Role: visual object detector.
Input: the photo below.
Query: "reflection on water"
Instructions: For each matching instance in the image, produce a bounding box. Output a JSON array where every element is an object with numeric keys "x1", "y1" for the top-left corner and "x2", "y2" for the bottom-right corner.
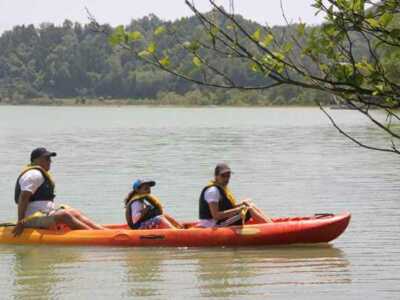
[
  {"x1": 2, "y1": 246, "x2": 82, "y2": 300},
  {"x1": 0, "y1": 245, "x2": 349, "y2": 299},
  {"x1": 124, "y1": 249, "x2": 165, "y2": 297},
  {"x1": 193, "y1": 246, "x2": 350, "y2": 298}
]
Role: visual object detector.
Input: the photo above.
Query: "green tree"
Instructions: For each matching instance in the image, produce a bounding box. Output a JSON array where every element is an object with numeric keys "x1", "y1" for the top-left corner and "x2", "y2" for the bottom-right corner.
[{"x1": 108, "y1": 0, "x2": 400, "y2": 155}]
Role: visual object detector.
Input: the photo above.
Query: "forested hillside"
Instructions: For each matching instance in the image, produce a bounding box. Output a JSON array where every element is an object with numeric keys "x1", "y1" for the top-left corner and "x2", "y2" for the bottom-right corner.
[{"x1": 0, "y1": 14, "x2": 348, "y2": 105}]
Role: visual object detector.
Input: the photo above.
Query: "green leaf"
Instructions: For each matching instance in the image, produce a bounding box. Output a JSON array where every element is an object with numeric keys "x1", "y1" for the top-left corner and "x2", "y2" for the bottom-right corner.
[
  {"x1": 385, "y1": 0, "x2": 398, "y2": 10},
  {"x1": 336, "y1": 0, "x2": 349, "y2": 9},
  {"x1": 384, "y1": 97, "x2": 395, "y2": 106},
  {"x1": 273, "y1": 51, "x2": 285, "y2": 61},
  {"x1": 355, "y1": 61, "x2": 374, "y2": 75},
  {"x1": 226, "y1": 24, "x2": 236, "y2": 30},
  {"x1": 192, "y1": 56, "x2": 202, "y2": 67},
  {"x1": 322, "y1": 24, "x2": 338, "y2": 36},
  {"x1": 183, "y1": 41, "x2": 200, "y2": 52},
  {"x1": 282, "y1": 42, "x2": 293, "y2": 53},
  {"x1": 127, "y1": 31, "x2": 143, "y2": 42},
  {"x1": 352, "y1": 0, "x2": 364, "y2": 13},
  {"x1": 341, "y1": 63, "x2": 353, "y2": 77},
  {"x1": 251, "y1": 28, "x2": 261, "y2": 42},
  {"x1": 210, "y1": 25, "x2": 219, "y2": 36},
  {"x1": 154, "y1": 26, "x2": 166, "y2": 36},
  {"x1": 379, "y1": 13, "x2": 393, "y2": 27},
  {"x1": 261, "y1": 54, "x2": 273, "y2": 65},
  {"x1": 312, "y1": 0, "x2": 322, "y2": 10},
  {"x1": 260, "y1": 34, "x2": 273, "y2": 47},
  {"x1": 366, "y1": 18, "x2": 380, "y2": 28},
  {"x1": 114, "y1": 25, "x2": 125, "y2": 35},
  {"x1": 138, "y1": 50, "x2": 151, "y2": 58},
  {"x1": 159, "y1": 56, "x2": 170, "y2": 67},
  {"x1": 319, "y1": 63, "x2": 329, "y2": 73},
  {"x1": 250, "y1": 63, "x2": 261, "y2": 73},
  {"x1": 375, "y1": 84, "x2": 385, "y2": 92},
  {"x1": 297, "y1": 23, "x2": 305, "y2": 36},
  {"x1": 352, "y1": 74, "x2": 364, "y2": 86},
  {"x1": 275, "y1": 63, "x2": 285, "y2": 74},
  {"x1": 108, "y1": 35, "x2": 121, "y2": 47},
  {"x1": 108, "y1": 25, "x2": 126, "y2": 46},
  {"x1": 147, "y1": 42, "x2": 156, "y2": 54}
]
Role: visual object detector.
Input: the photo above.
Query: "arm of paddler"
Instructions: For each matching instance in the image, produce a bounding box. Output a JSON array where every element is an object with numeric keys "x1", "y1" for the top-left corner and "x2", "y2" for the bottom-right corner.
[
  {"x1": 208, "y1": 202, "x2": 246, "y2": 221},
  {"x1": 12, "y1": 191, "x2": 31, "y2": 236}
]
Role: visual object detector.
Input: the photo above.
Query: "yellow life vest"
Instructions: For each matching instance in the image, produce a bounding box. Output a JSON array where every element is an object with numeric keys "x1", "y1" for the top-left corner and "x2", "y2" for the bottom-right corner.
[
  {"x1": 126, "y1": 193, "x2": 164, "y2": 214},
  {"x1": 19, "y1": 164, "x2": 55, "y2": 187},
  {"x1": 15, "y1": 164, "x2": 56, "y2": 204},
  {"x1": 207, "y1": 180, "x2": 237, "y2": 207}
]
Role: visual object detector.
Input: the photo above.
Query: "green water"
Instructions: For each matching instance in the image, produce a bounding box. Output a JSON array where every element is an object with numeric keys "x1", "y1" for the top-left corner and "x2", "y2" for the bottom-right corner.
[{"x1": 0, "y1": 106, "x2": 399, "y2": 299}]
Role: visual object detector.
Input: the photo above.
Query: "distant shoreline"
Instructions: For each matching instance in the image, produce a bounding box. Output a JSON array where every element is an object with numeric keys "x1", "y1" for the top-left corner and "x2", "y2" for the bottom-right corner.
[{"x1": 0, "y1": 97, "x2": 317, "y2": 107}]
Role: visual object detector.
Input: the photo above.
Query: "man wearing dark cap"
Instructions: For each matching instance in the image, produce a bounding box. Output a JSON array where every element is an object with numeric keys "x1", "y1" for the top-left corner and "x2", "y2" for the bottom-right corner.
[
  {"x1": 198, "y1": 163, "x2": 272, "y2": 227},
  {"x1": 13, "y1": 147, "x2": 104, "y2": 236}
]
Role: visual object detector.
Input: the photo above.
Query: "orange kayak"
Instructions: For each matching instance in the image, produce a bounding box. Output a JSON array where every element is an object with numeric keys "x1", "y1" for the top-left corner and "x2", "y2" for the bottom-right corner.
[{"x1": 0, "y1": 213, "x2": 350, "y2": 247}]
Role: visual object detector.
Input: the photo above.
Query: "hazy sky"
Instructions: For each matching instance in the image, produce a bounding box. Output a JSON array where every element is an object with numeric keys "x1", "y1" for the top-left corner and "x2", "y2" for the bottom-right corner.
[{"x1": 0, "y1": 0, "x2": 324, "y2": 33}]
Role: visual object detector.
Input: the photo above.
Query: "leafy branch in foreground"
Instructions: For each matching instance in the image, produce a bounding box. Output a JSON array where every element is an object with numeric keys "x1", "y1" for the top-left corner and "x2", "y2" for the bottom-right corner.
[{"x1": 104, "y1": 0, "x2": 400, "y2": 155}]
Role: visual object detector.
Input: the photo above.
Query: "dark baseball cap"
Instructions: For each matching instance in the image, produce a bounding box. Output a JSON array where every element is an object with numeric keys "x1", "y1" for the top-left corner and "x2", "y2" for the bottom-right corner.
[
  {"x1": 215, "y1": 163, "x2": 232, "y2": 176},
  {"x1": 132, "y1": 179, "x2": 156, "y2": 190},
  {"x1": 30, "y1": 147, "x2": 57, "y2": 162}
]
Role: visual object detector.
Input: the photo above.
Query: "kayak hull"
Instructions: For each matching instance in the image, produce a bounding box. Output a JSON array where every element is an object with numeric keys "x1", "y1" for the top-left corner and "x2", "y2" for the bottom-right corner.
[{"x1": 0, "y1": 213, "x2": 350, "y2": 247}]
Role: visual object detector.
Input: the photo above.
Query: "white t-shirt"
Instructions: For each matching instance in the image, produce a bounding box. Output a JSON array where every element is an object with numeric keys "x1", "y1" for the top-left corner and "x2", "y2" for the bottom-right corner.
[
  {"x1": 198, "y1": 186, "x2": 221, "y2": 228},
  {"x1": 129, "y1": 200, "x2": 145, "y2": 224},
  {"x1": 18, "y1": 169, "x2": 56, "y2": 216}
]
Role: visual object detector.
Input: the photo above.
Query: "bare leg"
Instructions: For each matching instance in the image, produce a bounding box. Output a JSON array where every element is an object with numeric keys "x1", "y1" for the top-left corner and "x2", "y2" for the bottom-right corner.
[
  {"x1": 248, "y1": 206, "x2": 273, "y2": 223},
  {"x1": 158, "y1": 216, "x2": 176, "y2": 229},
  {"x1": 53, "y1": 210, "x2": 92, "y2": 230},
  {"x1": 164, "y1": 213, "x2": 183, "y2": 229},
  {"x1": 67, "y1": 209, "x2": 105, "y2": 229}
]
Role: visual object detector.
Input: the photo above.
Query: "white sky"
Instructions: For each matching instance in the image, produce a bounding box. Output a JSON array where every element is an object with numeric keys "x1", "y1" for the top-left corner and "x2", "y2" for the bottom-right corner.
[{"x1": 0, "y1": 0, "x2": 324, "y2": 33}]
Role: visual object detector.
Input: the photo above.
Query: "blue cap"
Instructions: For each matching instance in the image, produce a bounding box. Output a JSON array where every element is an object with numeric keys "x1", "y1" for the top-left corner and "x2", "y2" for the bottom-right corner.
[{"x1": 132, "y1": 179, "x2": 156, "y2": 191}]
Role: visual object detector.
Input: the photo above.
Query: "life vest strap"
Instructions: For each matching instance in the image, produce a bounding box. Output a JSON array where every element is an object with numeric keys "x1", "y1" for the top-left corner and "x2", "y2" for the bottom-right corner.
[
  {"x1": 126, "y1": 194, "x2": 163, "y2": 214},
  {"x1": 207, "y1": 181, "x2": 237, "y2": 207},
  {"x1": 19, "y1": 165, "x2": 55, "y2": 187},
  {"x1": 20, "y1": 211, "x2": 47, "y2": 224}
]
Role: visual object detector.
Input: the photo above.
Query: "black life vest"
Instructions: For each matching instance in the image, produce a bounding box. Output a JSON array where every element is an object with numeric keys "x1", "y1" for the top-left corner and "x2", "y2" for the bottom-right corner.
[
  {"x1": 125, "y1": 194, "x2": 163, "y2": 229},
  {"x1": 199, "y1": 183, "x2": 235, "y2": 220},
  {"x1": 14, "y1": 166, "x2": 55, "y2": 204},
  {"x1": 199, "y1": 182, "x2": 251, "y2": 225}
]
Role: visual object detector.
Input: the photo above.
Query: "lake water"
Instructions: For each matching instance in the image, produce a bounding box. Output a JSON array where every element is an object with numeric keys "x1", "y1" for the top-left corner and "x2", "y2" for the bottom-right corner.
[{"x1": 0, "y1": 106, "x2": 399, "y2": 299}]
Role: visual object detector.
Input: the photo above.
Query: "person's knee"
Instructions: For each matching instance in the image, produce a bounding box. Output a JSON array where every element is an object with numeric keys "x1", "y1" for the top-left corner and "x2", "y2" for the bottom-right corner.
[
  {"x1": 66, "y1": 208, "x2": 82, "y2": 218},
  {"x1": 54, "y1": 211, "x2": 75, "y2": 224},
  {"x1": 160, "y1": 217, "x2": 174, "y2": 228}
]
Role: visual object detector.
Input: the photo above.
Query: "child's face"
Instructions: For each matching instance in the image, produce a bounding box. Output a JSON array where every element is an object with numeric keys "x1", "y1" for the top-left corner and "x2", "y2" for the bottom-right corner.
[{"x1": 138, "y1": 184, "x2": 151, "y2": 194}]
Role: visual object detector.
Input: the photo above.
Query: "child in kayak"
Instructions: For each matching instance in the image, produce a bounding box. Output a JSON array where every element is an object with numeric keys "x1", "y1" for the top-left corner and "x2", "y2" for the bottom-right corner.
[{"x1": 124, "y1": 179, "x2": 181, "y2": 229}]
